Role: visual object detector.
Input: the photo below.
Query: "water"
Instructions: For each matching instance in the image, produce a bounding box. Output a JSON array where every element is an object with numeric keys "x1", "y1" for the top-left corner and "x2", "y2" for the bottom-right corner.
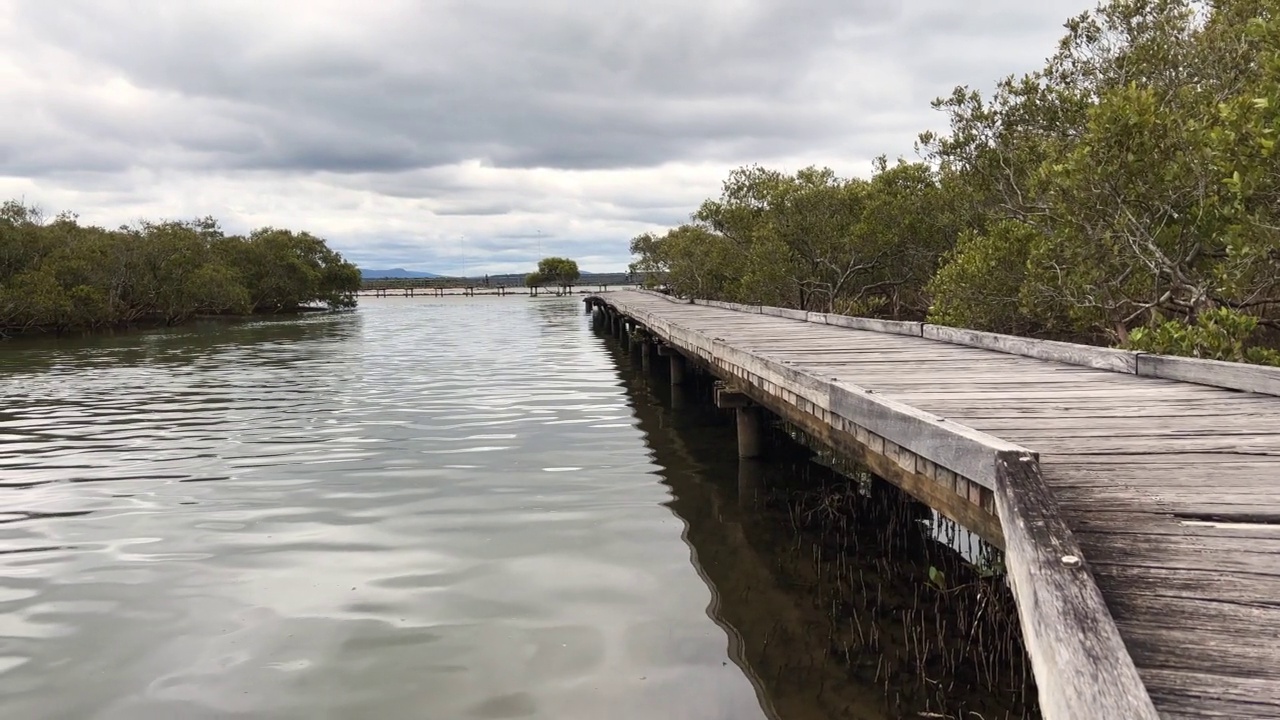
[{"x1": 0, "y1": 297, "x2": 1032, "y2": 719}]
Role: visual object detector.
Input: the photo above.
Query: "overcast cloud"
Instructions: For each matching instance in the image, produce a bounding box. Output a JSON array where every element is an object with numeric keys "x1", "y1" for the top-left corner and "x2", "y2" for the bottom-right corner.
[{"x1": 0, "y1": 0, "x2": 1095, "y2": 274}]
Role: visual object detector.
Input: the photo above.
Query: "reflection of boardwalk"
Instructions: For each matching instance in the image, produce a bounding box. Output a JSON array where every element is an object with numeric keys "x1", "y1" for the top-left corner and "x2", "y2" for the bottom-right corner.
[
  {"x1": 612, "y1": 347, "x2": 1029, "y2": 720},
  {"x1": 590, "y1": 289, "x2": 1280, "y2": 720}
]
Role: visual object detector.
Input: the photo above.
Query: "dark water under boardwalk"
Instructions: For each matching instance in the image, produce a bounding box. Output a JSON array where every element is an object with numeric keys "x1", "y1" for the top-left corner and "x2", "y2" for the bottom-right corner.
[
  {"x1": 0, "y1": 296, "x2": 1035, "y2": 719},
  {"x1": 603, "y1": 329, "x2": 1038, "y2": 720}
]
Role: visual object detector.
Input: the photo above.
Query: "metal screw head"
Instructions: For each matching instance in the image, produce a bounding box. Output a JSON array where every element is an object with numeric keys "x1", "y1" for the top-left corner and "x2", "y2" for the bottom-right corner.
[{"x1": 1061, "y1": 555, "x2": 1082, "y2": 568}]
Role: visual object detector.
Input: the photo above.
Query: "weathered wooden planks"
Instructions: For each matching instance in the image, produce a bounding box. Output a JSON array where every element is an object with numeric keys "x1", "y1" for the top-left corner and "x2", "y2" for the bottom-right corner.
[
  {"x1": 591, "y1": 291, "x2": 1161, "y2": 719},
  {"x1": 1136, "y1": 353, "x2": 1280, "y2": 396},
  {"x1": 825, "y1": 379, "x2": 1028, "y2": 486},
  {"x1": 993, "y1": 454, "x2": 1160, "y2": 720},
  {"x1": 588, "y1": 289, "x2": 1280, "y2": 720},
  {"x1": 819, "y1": 313, "x2": 924, "y2": 336},
  {"x1": 635, "y1": 289, "x2": 1280, "y2": 396},
  {"x1": 923, "y1": 324, "x2": 1141, "y2": 373}
]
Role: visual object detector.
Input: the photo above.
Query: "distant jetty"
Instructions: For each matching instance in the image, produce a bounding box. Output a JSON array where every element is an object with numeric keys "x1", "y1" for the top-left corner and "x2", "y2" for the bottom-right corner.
[{"x1": 358, "y1": 271, "x2": 652, "y2": 297}]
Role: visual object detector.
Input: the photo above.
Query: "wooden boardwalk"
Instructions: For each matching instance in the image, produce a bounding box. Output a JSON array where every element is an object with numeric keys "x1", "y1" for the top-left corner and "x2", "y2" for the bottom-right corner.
[
  {"x1": 588, "y1": 290, "x2": 1280, "y2": 720},
  {"x1": 357, "y1": 284, "x2": 635, "y2": 298}
]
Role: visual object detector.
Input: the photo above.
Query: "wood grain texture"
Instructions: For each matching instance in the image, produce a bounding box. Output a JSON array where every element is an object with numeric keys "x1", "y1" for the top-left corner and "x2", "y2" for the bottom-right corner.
[
  {"x1": 633, "y1": 288, "x2": 686, "y2": 304},
  {"x1": 759, "y1": 306, "x2": 809, "y2": 321},
  {"x1": 993, "y1": 454, "x2": 1159, "y2": 720},
  {"x1": 923, "y1": 324, "x2": 1142, "y2": 373},
  {"x1": 821, "y1": 313, "x2": 924, "y2": 336},
  {"x1": 588, "y1": 290, "x2": 1280, "y2": 719},
  {"x1": 826, "y1": 380, "x2": 1029, "y2": 487},
  {"x1": 691, "y1": 298, "x2": 760, "y2": 314},
  {"x1": 1137, "y1": 353, "x2": 1280, "y2": 397},
  {"x1": 646, "y1": 290, "x2": 1279, "y2": 396},
  {"x1": 706, "y1": 359, "x2": 1007, "y2": 545}
]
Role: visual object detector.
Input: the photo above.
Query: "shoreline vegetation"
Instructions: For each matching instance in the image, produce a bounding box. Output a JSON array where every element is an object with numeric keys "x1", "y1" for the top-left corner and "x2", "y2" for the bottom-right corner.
[
  {"x1": 0, "y1": 201, "x2": 361, "y2": 338},
  {"x1": 628, "y1": 0, "x2": 1280, "y2": 365}
]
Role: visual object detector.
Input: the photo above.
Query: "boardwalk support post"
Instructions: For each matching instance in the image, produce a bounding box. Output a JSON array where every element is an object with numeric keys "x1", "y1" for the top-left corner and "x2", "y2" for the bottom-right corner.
[
  {"x1": 736, "y1": 407, "x2": 763, "y2": 458},
  {"x1": 670, "y1": 382, "x2": 687, "y2": 410},
  {"x1": 657, "y1": 344, "x2": 686, "y2": 385},
  {"x1": 669, "y1": 353, "x2": 686, "y2": 385},
  {"x1": 716, "y1": 385, "x2": 762, "y2": 458}
]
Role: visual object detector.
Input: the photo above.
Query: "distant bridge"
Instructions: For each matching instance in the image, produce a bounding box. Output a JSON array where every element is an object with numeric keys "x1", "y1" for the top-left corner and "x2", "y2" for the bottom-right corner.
[{"x1": 358, "y1": 271, "x2": 652, "y2": 297}]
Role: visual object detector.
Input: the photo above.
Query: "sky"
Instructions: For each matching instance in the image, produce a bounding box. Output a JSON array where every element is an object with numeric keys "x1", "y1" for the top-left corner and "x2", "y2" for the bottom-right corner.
[{"x1": 0, "y1": 0, "x2": 1098, "y2": 275}]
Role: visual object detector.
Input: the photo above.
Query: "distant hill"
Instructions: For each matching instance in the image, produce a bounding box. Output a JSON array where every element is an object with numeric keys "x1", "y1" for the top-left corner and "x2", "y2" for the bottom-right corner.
[{"x1": 360, "y1": 268, "x2": 441, "y2": 279}]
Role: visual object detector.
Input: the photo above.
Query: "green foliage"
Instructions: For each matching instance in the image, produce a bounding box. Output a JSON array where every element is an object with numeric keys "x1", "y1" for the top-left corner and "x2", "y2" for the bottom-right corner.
[
  {"x1": 630, "y1": 225, "x2": 744, "y2": 300},
  {"x1": 1127, "y1": 307, "x2": 1280, "y2": 365},
  {"x1": 0, "y1": 202, "x2": 360, "y2": 335},
  {"x1": 630, "y1": 0, "x2": 1280, "y2": 365},
  {"x1": 631, "y1": 161, "x2": 958, "y2": 316},
  {"x1": 927, "y1": 566, "x2": 947, "y2": 591},
  {"x1": 927, "y1": 221, "x2": 1039, "y2": 334},
  {"x1": 535, "y1": 257, "x2": 580, "y2": 287},
  {"x1": 925, "y1": 0, "x2": 1280, "y2": 355}
]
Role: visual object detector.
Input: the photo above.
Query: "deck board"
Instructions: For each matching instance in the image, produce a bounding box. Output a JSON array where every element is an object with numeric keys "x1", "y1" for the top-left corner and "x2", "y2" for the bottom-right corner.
[{"x1": 593, "y1": 291, "x2": 1280, "y2": 720}]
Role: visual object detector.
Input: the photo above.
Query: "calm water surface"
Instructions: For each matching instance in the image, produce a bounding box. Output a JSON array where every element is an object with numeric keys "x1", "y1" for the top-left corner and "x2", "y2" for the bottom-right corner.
[
  {"x1": 1, "y1": 298, "x2": 766, "y2": 720},
  {"x1": 1, "y1": 297, "x2": 1031, "y2": 720}
]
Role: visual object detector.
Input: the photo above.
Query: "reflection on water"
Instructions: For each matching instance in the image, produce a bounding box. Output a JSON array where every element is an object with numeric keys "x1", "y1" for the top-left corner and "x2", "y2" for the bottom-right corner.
[
  {"x1": 601, "y1": 316, "x2": 1036, "y2": 720},
  {"x1": 0, "y1": 296, "x2": 1034, "y2": 720}
]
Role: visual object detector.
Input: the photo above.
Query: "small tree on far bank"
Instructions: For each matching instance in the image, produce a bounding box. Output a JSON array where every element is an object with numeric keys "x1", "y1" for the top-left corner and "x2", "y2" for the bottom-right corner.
[
  {"x1": 536, "y1": 257, "x2": 580, "y2": 290},
  {"x1": 525, "y1": 271, "x2": 545, "y2": 295}
]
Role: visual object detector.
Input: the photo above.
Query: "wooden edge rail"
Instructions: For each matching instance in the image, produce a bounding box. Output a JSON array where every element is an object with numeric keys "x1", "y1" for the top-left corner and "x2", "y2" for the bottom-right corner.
[
  {"x1": 605, "y1": 289, "x2": 1280, "y2": 397},
  {"x1": 812, "y1": 312, "x2": 923, "y2": 337},
  {"x1": 1136, "y1": 352, "x2": 1280, "y2": 396},
  {"x1": 922, "y1": 324, "x2": 1139, "y2": 373},
  {"x1": 994, "y1": 454, "x2": 1159, "y2": 720},
  {"x1": 588, "y1": 292, "x2": 1161, "y2": 720}
]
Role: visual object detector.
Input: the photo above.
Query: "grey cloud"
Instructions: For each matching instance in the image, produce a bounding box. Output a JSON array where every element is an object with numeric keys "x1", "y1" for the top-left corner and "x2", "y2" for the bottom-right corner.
[
  {"x1": 335, "y1": 229, "x2": 622, "y2": 276},
  {"x1": 6, "y1": 0, "x2": 917, "y2": 176},
  {"x1": 2, "y1": 0, "x2": 1099, "y2": 270},
  {"x1": 433, "y1": 204, "x2": 513, "y2": 217}
]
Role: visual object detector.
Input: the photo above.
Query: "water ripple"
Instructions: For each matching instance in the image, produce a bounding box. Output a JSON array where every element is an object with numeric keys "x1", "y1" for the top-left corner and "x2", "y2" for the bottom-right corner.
[{"x1": 0, "y1": 298, "x2": 764, "y2": 720}]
